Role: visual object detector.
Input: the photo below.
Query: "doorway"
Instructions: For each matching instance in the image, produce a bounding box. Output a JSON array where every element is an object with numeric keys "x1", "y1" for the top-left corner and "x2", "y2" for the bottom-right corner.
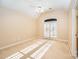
[{"x1": 44, "y1": 19, "x2": 57, "y2": 39}]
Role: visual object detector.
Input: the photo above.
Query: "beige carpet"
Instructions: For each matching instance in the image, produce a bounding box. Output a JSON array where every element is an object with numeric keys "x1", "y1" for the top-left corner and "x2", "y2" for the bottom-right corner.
[{"x1": 0, "y1": 39, "x2": 74, "y2": 59}]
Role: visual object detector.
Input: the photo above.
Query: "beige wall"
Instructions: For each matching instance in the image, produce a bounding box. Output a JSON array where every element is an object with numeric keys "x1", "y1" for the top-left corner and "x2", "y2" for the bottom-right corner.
[
  {"x1": 0, "y1": 7, "x2": 37, "y2": 48},
  {"x1": 68, "y1": 8, "x2": 72, "y2": 50},
  {"x1": 37, "y1": 10, "x2": 68, "y2": 40}
]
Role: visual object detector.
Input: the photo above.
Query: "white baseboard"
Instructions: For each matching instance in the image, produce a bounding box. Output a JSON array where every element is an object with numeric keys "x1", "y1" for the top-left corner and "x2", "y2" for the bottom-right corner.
[
  {"x1": 55, "y1": 39, "x2": 68, "y2": 42},
  {"x1": 41, "y1": 37, "x2": 68, "y2": 42},
  {"x1": 0, "y1": 39, "x2": 32, "y2": 50}
]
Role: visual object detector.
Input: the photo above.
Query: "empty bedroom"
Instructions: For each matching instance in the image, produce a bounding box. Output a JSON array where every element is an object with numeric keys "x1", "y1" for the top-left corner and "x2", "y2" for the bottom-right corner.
[{"x1": 0, "y1": 0, "x2": 78, "y2": 59}]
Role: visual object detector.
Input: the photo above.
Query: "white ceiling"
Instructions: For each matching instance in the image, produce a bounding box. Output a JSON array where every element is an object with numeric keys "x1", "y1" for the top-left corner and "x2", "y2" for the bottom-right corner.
[{"x1": 1, "y1": 0, "x2": 71, "y2": 16}]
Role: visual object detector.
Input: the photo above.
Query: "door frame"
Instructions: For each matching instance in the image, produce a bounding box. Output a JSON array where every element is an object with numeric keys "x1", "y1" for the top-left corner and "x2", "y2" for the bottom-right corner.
[{"x1": 71, "y1": 3, "x2": 78, "y2": 57}]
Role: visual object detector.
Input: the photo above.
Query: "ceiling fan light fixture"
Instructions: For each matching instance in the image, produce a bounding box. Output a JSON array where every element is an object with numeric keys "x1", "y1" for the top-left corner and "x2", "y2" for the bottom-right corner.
[{"x1": 35, "y1": 7, "x2": 44, "y2": 13}]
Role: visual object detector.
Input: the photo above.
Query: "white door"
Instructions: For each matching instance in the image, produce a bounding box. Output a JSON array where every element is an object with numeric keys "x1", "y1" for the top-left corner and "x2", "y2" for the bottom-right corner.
[
  {"x1": 44, "y1": 21, "x2": 57, "y2": 38},
  {"x1": 50, "y1": 21, "x2": 57, "y2": 38},
  {"x1": 44, "y1": 22, "x2": 50, "y2": 38}
]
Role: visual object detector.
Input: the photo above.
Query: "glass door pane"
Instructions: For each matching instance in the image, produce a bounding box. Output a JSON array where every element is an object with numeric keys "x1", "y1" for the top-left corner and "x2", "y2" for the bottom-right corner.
[
  {"x1": 44, "y1": 22, "x2": 50, "y2": 38},
  {"x1": 50, "y1": 21, "x2": 57, "y2": 38}
]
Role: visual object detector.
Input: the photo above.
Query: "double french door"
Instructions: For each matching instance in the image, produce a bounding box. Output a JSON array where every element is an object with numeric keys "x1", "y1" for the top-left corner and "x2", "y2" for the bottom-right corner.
[{"x1": 44, "y1": 21, "x2": 57, "y2": 38}]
